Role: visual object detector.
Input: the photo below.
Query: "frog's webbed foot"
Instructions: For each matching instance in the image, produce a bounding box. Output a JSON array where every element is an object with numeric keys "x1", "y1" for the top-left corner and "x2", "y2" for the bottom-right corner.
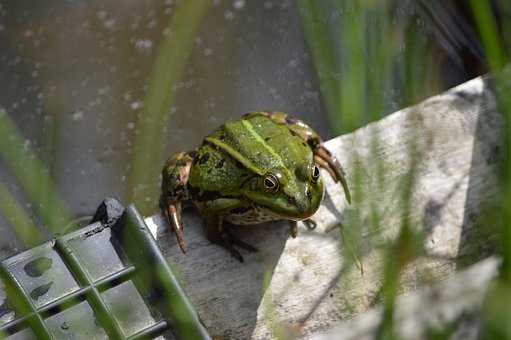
[
  {"x1": 244, "y1": 111, "x2": 351, "y2": 204},
  {"x1": 161, "y1": 201, "x2": 186, "y2": 253},
  {"x1": 160, "y1": 151, "x2": 195, "y2": 254},
  {"x1": 205, "y1": 215, "x2": 257, "y2": 263},
  {"x1": 313, "y1": 145, "x2": 351, "y2": 204}
]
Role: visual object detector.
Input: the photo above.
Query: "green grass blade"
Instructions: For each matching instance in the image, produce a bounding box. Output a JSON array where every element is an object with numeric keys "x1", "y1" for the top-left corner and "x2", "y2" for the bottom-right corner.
[
  {"x1": 0, "y1": 110, "x2": 71, "y2": 234},
  {"x1": 0, "y1": 182, "x2": 43, "y2": 248},
  {"x1": 129, "y1": 0, "x2": 210, "y2": 214},
  {"x1": 298, "y1": 0, "x2": 342, "y2": 133}
]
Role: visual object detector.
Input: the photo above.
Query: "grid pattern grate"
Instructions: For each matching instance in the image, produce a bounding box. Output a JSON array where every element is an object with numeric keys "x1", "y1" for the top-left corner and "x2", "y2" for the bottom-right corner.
[{"x1": 0, "y1": 202, "x2": 210, "y2": 340}]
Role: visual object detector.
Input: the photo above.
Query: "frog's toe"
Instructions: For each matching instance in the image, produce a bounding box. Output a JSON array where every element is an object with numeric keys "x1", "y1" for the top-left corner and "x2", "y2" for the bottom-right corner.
[
  {"x1": 313, "y1": 145, "x2": 351, "y2": 204},
  {"x1": 303, "y1": 219, "x2": 317, "y2": 230},
  {"x1": 289, "y1": 220, "x2": 298, "y2": 238},
  {"x1": 161, "y1": 201, "x2": 187, "y2": 253}
]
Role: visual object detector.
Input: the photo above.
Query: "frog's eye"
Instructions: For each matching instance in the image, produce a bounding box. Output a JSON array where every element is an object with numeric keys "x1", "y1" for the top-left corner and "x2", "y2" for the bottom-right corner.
[
  {"x1": 263, "y1": 173, "x2": 280, "y2": 192},
  {"x1": 311, "y1": 165, "x2": 321, "y2": 183}
]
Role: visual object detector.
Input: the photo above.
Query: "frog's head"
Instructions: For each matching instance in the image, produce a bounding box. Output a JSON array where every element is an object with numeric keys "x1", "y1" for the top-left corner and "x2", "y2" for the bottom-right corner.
[{"x1": 242, "y1": 163, "x2": 324, "y2": 221}]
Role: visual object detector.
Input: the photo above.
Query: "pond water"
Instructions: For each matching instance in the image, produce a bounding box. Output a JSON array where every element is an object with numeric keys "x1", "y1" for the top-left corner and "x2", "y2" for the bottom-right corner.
[{"x1": 0, "y1": 1, "x2": 488, "y2": 256}]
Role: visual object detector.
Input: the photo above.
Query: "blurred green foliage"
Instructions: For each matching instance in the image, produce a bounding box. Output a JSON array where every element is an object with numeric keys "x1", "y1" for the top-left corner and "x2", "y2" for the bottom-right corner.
[
  {"x1": 297, "y1": 0, "x2": 510, "y2": 339},
  {"x1": 0, "y1": 0, "x2": 510, "y2": 339},
  {"x1": 0, "y1": 110, "x2": 71, "y2": 237},
  {"x1": 0, "y1": 182, "x2": 42, "y2": 247},
  {"x1": 129, "y1": 0, "x2": 210, "y2": 215},
  {"x1": 470, "y1": 1, "x2": 511, "y2": 338}
]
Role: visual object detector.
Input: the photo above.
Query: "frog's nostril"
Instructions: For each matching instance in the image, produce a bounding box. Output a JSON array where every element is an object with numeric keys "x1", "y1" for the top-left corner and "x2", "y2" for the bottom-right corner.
[
  {"x1": 298, "y1": 201, "x2": 310, "y2": 214},
  {"x1": 286, "y1": 195, "x2": 296, "y2": 205}
]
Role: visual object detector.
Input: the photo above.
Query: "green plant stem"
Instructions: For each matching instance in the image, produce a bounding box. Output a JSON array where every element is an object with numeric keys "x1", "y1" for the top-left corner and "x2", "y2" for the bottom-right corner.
[
  {"x1": 129, "y1": 0, "x2": 210, "y2": 214},
  {"x1": 470, "y1": 0, "x2": 511, "y2": 285},
  {"x1": 0, "y1": 110, "x2": 71, "y2": 234},
  {"x1": 0, "y1": 182, "x2": 43, "y2": 247},
  {"x1": 470, "y1": 2, "x2": 511, "y2": 338},
  {"x1": 469, "y1": 1, "x2": 506, "y2": 72},
  {"x1": 337, "y1": 1, "x2": 366, "y2": 134},
  {"x1": 298, "y1": 0, "x2": 342, "y2": 133}
]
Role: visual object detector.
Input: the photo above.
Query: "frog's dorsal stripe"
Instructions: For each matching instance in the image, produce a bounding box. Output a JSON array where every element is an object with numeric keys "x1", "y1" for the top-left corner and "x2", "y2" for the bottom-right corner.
[
  {"x1": 205, "y1": 119, "x2": 292, "y2": 180},
  {"x1": 239, "y1": 119, "x2": 292, "y2": 178},
  {"x1": 204, "y1": 136, "x2": 265, "y2": 176}
]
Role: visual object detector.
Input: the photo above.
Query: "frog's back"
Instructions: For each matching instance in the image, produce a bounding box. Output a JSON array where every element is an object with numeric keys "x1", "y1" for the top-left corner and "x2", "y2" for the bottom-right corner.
[{"x1": 205, "y1": 114, "x2": 312, "y2": 177}]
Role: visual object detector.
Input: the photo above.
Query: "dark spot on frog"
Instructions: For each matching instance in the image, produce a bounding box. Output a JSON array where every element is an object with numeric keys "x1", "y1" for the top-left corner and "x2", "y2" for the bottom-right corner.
[
  {"x1": 167, "y1": 174, "x2": 177, "y2": 183},
  {"x1": 265, "y1": 137, "x2": 271, "y2": 142},
  {"x1": 286, "y1": 195, "x2": 296, "y2": 205},
  {"x1": 285, "y1": 116, "x2": 298, "y2": 125},
  {"x1": 61, "y1": 322, "x2": 70, "y2": 330},
  {"x1": 249, "y1": 178, "x2": 259, "y2": 191},
  {"x1": 215, "y1": 159, "x2": 225, "y2": 169},
  {"x1": 188, "y1": 185, "x2": 200, "y2": 197},
  {"x1": 24, "y1": 257, "x2": 53, "y2": 277},
  {"x1": 0, "y1": 299, "x2": 12, "y2": 318},
  {"x1": 189, "y1": 186, "x2": 223, "y2": 201},
  {"x1": 174, "y1": 159, "x2": 188, "y2": 167},
  {"x1": 219, "y1": 134, "x2": 226, "y2": 141},
  {"x1": 30, "y1": 281, "x2": 53, "y2": 301},
  {"x1": 198, "y1": 153, "x2": 210, "y2": 165},
  {"x1": 169, "y1": 184, "x2": 187, "y2": 200},
  {"x1": 234, "y1": 160, "x2": 245, "y2": 170},
  {"x1": 302, "y1": 142, "x2": 307, "y2": 148},
  {"x1": 307, "y1": 137, "x2": 320, "y2": 148},
  {"x1": 231, "y1": 206, "x2": 251, "y2": 214}
]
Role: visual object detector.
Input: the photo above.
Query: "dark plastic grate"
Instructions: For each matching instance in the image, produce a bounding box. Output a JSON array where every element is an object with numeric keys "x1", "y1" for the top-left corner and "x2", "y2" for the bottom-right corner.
[{"x1": 0, "y1": 201, "x2": 210, "y2": 340}]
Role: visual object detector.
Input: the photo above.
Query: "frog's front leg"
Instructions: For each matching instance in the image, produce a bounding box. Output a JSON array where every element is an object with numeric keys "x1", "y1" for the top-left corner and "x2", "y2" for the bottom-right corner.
[
  {"x1": 201, "y1": 198, "x2": 257, "y2": 262},
  {"x1": 289, "y1": 221, "x2": 298, "y2": 238},
  {"x1": 244, "y1": 111, "x2": 351, "y2": 203},
  {"x1": 160, "y1": 151, "x2": 195, "y2": 253}
]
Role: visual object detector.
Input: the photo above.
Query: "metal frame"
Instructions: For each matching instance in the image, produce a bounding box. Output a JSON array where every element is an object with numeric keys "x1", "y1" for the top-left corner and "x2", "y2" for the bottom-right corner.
[{"x1": 0, "y1": 203, "x2": 210, "y2": 340}]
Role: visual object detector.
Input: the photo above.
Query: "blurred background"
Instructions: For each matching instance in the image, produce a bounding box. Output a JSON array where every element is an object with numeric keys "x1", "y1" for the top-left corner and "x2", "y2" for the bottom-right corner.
[
  {"x1": 1, "y1": 0, "x2": 511, "y2": 339},
  {"x1": 0, "y1": 0, "x2": 506, "y2": 258}
]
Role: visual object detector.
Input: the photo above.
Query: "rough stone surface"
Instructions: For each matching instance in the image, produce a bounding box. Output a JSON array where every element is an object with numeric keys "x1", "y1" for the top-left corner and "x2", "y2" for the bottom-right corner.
[
  {"x1": 310, "y1": 256, "x2": 500, "y2": 340},
  {"x1": 145, "y1": 75, "x2": 503, "y2": 339}
]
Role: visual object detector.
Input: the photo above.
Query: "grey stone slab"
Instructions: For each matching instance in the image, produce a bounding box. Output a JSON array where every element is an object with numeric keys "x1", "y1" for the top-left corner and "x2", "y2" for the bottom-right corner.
[{"x1": 145, "y1": 75, "x2": 502, "y2": 339}]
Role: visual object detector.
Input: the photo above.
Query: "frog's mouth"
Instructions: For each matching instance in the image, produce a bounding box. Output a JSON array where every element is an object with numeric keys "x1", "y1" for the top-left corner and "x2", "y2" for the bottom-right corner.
[
  {"x1": 256, "y1": 202, "x2": 319, "y2": 221},
  {"x1": 244, "y1": 184, "x2": 323, "y2": 221}
]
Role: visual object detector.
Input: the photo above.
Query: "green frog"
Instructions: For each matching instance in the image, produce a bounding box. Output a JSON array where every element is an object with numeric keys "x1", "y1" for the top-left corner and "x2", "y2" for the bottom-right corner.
[{"x1": 160, "y1": 112, "x2": 350, "y2": 262}]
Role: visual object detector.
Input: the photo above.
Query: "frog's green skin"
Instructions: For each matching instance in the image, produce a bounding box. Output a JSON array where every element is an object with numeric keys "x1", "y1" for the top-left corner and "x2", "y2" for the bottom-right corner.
[{"x1": 160, "y1": 112, "x2": 350, "y2": 262}]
